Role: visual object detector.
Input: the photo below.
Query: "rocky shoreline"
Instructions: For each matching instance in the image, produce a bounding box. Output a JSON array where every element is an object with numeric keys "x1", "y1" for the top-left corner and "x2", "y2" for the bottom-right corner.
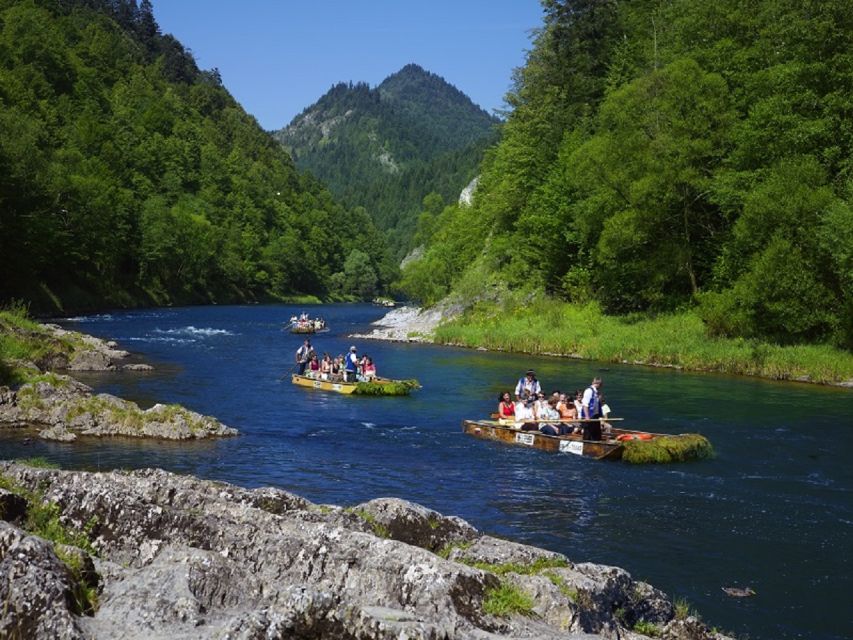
[
  {"x1": 351, "y1": 304, "x2": 455, "y2": 343},
  {"x1": 0, "y1": 322, "x2": 237, "y2": 442},
  {"x1": 0, "y1": 462, "x2": 731, "y2": 639}
]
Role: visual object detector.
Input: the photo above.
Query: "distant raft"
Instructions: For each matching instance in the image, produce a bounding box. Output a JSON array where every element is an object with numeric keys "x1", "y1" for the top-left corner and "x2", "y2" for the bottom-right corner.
[
  {"x1": 462, "y1": 420, "x2": 713, "y2": 463},
  {"x1": 291, "y1": 373, "x2": 420, "y2": 396}
]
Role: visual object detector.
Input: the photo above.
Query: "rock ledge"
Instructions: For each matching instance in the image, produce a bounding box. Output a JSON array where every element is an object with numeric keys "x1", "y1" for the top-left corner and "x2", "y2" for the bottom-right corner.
[{"x1": 0, "y1": 463, "x2": 732, "y2": 640}]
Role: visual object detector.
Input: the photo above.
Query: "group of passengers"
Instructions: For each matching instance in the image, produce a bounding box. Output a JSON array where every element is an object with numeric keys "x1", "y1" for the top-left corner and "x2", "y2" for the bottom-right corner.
[
  {"x1": 290, "y1": 313, "x2": 326, "y2": 331},
  {"x1": 497, "y1": 370, "x2": 609, "y2": 441},
  {"x1": 296, "y1": 340, "x2": 376, "y2": 382}
]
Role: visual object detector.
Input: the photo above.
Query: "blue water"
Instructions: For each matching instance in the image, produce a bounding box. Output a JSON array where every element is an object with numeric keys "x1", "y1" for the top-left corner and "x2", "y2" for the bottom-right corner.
[{"x1": 1, "y1": 303, "x2": 851, "y2": 640}]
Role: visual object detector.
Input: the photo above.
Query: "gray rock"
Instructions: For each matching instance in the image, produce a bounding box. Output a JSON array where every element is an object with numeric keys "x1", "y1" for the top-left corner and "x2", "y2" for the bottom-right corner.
[
  {"x1": 122, "y1": 363, "x2": 154, "y2": 371},
  {"x1": 0, "y1": 521, "x2": 87, "y2": 639},
  {"x1": 354, "y1": 497, "x2": 479, "y2": 551},
  {"x1": 40, "y1": 425, "x2": 78, "y2": 442},
  {"x1": 0, "y1": 379, "x2": 237, "y2": 440},
  {"x1": 42, "y1": 324, "x2": 134, "y2": 371},
  {"x1": 0, "y1": 463, "x2": 732, "y2": 640},
  {"x1": 68, "y1": 349, "x2": 115, "y2": 371}
]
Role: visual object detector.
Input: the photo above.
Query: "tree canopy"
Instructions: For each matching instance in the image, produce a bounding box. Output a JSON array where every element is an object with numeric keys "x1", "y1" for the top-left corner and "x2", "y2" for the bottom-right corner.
[
  {"x1": 401, "y1": 0, "x2": 853, "y2": 348},
  {"x1": 0, "y1": 0, "x2": 394, "y2": 311}
]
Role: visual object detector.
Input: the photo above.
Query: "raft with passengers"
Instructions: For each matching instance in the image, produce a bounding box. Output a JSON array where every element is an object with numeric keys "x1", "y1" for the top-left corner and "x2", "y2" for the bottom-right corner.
[
  {"x1": 463, "y1": 370, "x2": 713, "y2": 463},
  {"x1": 287, "y1": 313, "x2": 327, "y2": 334},
  {"x1": 291, "y1": 340, "x2": 419, "y2": 396}
]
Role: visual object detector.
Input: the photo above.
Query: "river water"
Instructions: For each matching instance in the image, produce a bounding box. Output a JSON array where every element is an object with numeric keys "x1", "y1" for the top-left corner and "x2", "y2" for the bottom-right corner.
[{"x1": 1, "y1": 303, "x2": 850, "y2": 639}]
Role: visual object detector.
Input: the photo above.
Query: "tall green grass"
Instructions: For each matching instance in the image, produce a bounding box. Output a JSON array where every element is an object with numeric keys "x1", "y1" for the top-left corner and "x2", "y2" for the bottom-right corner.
[
  {"x1": 434, "y1": 299, "x2": 853, "y2": 385},
  {"x1": 0, "y1": 301, "x2": 76, "y2": 385}
]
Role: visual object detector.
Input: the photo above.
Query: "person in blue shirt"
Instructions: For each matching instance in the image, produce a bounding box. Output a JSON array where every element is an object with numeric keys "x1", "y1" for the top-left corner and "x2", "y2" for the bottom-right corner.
[{"x1": 344, "y1": 345, "x2": 359, "y2": 382}]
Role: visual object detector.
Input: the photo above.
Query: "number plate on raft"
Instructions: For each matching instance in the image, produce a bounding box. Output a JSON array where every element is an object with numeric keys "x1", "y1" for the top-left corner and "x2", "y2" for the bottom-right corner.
[
  {"x1": 332, "y1": 384, "x2": 343, "y2": 391},
  {"x1": 515, "y1": 433, "x2": 535, "y2": 446},
  {"x1": 559, "y1": 440, "x2": 584, "y2": 456}
]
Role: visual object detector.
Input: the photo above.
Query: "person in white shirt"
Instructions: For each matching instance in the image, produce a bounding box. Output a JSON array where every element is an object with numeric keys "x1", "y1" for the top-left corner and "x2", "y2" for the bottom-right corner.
[
  {"x1": 514, "y1": 369, "x2": 541, "y2": 400},
  {"x1": 581, "y1": 377, "x2": 603, "y2": 440}
]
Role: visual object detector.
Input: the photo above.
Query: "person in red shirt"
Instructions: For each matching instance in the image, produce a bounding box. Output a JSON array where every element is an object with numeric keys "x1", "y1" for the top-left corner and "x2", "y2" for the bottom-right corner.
[{"x1": 497, "y1": 391, "x2": 515, "y2": 419}]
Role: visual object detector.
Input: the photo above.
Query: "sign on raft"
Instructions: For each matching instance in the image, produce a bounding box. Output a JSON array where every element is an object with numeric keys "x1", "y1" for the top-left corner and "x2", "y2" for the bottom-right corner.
[
  {"x1": 559, "y1": 440, "x2": 584, "y2": 456},
  {"x1": 515, "y1": 433, "x2": 536, "y2": 446}
]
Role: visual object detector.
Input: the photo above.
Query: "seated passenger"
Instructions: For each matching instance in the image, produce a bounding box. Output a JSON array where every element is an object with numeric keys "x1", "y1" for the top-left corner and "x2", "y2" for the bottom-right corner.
[
  {"x1": 308, "y1": 354, "x2": 320, "y2": 376},
  {"x1": 497, "y1": 391, "x2": 515, "y2": 420},
  {"x1": 538, "y1": 397, "x2": 570, "y2": 436},
  {"x1": 514, "y1": 394, "x2": 536, "y2": 428},
  {"x1": 557, "y1": 393, "x2": 577, "y2": 420},
  {"x1": 533, "y1": 392, "x2": 549, "y2": 419},
  {"x1": 362, "y1": 356, "x2": 377, "y2": 380}
]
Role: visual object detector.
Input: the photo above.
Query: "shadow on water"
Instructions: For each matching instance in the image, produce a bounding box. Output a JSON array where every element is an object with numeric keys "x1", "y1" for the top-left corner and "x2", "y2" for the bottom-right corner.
[{"x1": 1, "y1": 303, "x2": 851, "y2": 640}]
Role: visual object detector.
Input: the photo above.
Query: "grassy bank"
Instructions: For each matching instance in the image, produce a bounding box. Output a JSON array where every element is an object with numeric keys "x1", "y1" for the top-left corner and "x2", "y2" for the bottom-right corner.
[
  {"x1": 434, "y1": 299, "x2": 853, "y2": 386},
  {"x1": 0, "y1": 302, "x2": 76, "y2": 385}
]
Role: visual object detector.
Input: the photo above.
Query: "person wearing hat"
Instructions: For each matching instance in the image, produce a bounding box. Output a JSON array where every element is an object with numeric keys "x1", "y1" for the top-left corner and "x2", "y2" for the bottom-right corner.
[
  {"x1": 295, "y1": 339, "x2": 311, "y2": 375},
  {"x1": 344, "y1": 345, "x2": 359, "y2": 382},
  {"x1": 514, "y1": 369, "x2": 541, "y2": 400}
]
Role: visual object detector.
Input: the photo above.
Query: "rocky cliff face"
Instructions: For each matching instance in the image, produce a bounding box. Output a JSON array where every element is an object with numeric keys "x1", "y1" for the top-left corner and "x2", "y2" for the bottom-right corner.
[{"x1": 0, "y1": 462, "x2": 731, "y2": 640}]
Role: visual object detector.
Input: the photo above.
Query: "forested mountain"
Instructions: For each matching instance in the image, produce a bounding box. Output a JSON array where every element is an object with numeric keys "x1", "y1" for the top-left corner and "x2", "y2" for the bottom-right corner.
[
  {"x1": 0, "y1": 0, "x2": 394, "y2": 311},
  {"x1": 273, "y1": 64, "x2": 498, "y2": 255},
  {"x1": 402, "y1": 0, "x2": 853, "y2": 349}
]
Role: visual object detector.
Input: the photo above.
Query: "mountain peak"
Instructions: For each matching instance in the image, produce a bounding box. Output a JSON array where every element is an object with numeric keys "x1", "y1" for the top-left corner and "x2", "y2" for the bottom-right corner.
[{"x1": 273, "y1": 66, "x2": 497, "y2": 253}]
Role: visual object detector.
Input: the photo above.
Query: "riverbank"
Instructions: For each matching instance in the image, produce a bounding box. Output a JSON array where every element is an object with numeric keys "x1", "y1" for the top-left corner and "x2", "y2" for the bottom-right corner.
[
  {"x1": 0, "y1": 460, "x2": 732, "y2": 639},
  {"x1": 360, "y1": 300, "x2": 853, "y2": 387},
  {"x1": 0, "y1": 305, "x2": 236, "y2": 442}
]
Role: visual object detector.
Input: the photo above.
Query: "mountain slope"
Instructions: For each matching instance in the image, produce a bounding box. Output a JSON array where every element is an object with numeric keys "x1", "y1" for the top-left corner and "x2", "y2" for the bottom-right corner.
[
  {"x1": 0, "y1": 0, "x2": 393, "y2": 310},
  {"x1": 273, "y1": 64, "x2": 498, "y2": 255}
]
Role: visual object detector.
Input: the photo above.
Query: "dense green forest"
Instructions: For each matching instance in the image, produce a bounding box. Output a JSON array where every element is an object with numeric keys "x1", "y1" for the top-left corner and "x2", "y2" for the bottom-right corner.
[
  {"x1": 402, "y1": 0, "x2": 853, "y2": 349},
  {"x1": 273, "y1": 64, "x2": 498, "y2": 257},
  {"x1": 0, "y1": 0, "x2": 395, "y2": 311}
]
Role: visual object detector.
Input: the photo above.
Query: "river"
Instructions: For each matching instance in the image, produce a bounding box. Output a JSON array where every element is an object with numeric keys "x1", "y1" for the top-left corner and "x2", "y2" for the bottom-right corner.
[{"x1": 1, "y1": 303, "x2": 850, "y2": 640}]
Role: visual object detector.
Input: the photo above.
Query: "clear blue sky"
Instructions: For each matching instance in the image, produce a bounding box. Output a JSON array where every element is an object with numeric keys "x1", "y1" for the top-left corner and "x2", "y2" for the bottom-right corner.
[{"x1": 152, "y1": 1, "x2": 544, "y2": 131}]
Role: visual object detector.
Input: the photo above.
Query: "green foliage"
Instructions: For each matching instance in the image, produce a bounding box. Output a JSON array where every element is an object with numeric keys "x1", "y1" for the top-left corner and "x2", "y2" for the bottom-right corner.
[
  {"x1": 482, "y1": 582, "x2": 535, "y2": 617},
  {"x1": 0, "y1": 303, "x2": 76, "y2": 384},
  {"x1": 0, "y1": 0, "x2": 392, "y2": 311},
  {"x1": 14, "y1": 457, "x2": 60, "y2": 469},
  {"x1": 464, "y1": 557, "x2": 570, "y2": 577},
  {"x1": 341, "y1": 249, "x2": 378, "y2": 299},
  {"x1": 633, "y1": 620, "x2": 662, "y2": 637},
  {"x1": 404, "y1": 0, "x2": 853, "y2": 350},
  {"x1": 673, "y1": 597, "x2": 696, "y2": 621},
  {"x1": 352, "y1": 379, "x2": 420, "y2": 396},
  {"x1": 621, "y1": 435, "x2": 715, "y2": 464}
]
